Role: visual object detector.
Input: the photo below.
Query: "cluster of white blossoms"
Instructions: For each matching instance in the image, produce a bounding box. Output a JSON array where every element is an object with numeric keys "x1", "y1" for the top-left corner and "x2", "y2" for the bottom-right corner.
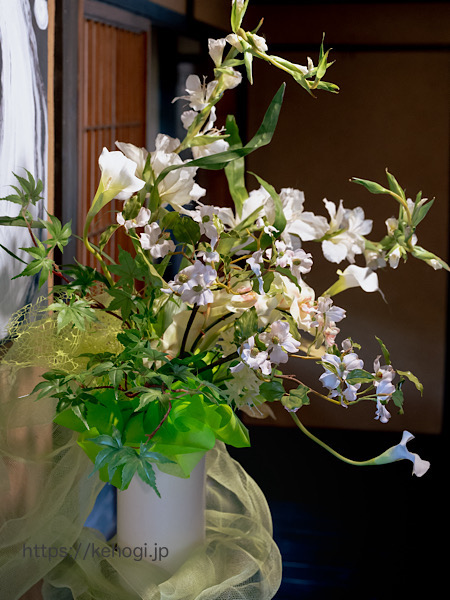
[
  {"x1": 231, "y1": 320, "x2": 301, "y2": 376},
  {"x1": 319, "y1": 339, "x2": 397, "y2": 423},
  {"x1": 319, "y1": 339, "x2": 365, "y2": 404}
]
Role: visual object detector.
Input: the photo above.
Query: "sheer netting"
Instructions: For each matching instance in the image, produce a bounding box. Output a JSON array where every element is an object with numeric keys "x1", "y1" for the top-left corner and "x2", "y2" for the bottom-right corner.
[{"x1": 0, "y1": 303, "x2": 282, "y2": 600}]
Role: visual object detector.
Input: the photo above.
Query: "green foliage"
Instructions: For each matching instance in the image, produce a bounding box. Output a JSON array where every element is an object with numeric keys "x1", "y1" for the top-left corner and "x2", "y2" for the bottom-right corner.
[
  {"x1": 234, "y1": 306, "x2": 259, "y2": 344},
  {"x1": 13, "y1": 240, "x2": 54, "y2": 288},
  {"x1": 48, "y1": 295, "x2": 98, "y2": 333},
  {"x1": 397, "y1": 370, "x2": 423, "y2": 396},
  {"x1": 0, "y1": 170, "x2": 43, "y2": 207},
  {"x1": 89, "y1": 428, "x2": 174, "y2": 494},
  {"x1": 281, "y1": 385, "x2": 310, "y2": 411}
]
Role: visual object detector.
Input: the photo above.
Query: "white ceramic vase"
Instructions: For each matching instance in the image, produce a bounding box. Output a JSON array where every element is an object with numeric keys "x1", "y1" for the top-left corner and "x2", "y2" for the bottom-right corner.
[{"x1": 116, "y1": 457, "x2": 206, "y2": 573}]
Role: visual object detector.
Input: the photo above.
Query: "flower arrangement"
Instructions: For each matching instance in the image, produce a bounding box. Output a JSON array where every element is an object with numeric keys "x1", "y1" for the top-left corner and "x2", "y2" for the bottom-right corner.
[{"x1": 1, "y1": 0, "x2": 447, "y2": 496}]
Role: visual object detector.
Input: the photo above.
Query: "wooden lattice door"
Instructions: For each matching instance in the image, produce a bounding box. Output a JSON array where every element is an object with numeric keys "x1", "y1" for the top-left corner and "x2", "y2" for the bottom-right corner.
[{"x1": 78, "y1": 6, "x2": 149, "y2": 267}]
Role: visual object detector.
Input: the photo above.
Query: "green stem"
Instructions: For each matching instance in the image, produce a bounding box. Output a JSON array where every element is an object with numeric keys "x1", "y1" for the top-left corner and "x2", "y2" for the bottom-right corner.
[
  {"x1": 179, "y1": 304, "x2": 199, "y2": 358},
  {"x1": 197, "y1": 351, "x2": 239, "y2": 373},
  {"x1": 83, "y1": 221, "x2": 114, "y2": 287},
  {"x1": 290, "y1": 412, "x2": 377, "y2": 467}
]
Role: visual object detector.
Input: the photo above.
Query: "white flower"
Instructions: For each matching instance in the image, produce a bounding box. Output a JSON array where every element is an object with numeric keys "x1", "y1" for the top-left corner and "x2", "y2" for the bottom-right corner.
[
  {"x1": 173, "y1": 74, "x2": 218, "y2": 111},
  {"x1": 226, "y1": 31, "x2": 268, "y2": 54},
  {"x1": 139, "y1": 222, "x2": 175, "y2": 259},
  {"x1": 364, "y1": 248, "x2": 387, "y2": 270},
  {"x1": 219, "y1": 186, "x2": 268, "y2": 230},
  {"x1": 208, "y1": 38, "x2": 227, "y2": 67},
  {"x1": 98, "y1": 147, "x2": 145, "y2": 201},
  {"x1": 372, "y1": 355, "x2": 395, "y2": 422},
  {"x1": 115, "y1": 141, "x2": 148, "y2": 179},
  {"x1": 181, "y1": 103, "x2": 230, "y2": 159},
  {"x1": 259, "y1": 320, "x2": 301, "y2": 364},
  {"x1": 374, "y1": 398, "x2": 391, "y2": 424},
  {"x1": 247, "y1": 32, "x2": 268, "y2": 53},
  {"x1": 322, "y1": 199, "x2": 373, "y2": 264},
  {"x1": 315, "y1": 296, "x2": 346, "y2": 327},
  {"x1": 167, "y1": 260, "x2": 217, "y2": 306},
  {"x1": 116, "y1": 206, "x2": 151, "y2": 231},
  {"x1": 324, "y1": 265, "x2": 380, "y2": 297},
  {"x1": 312, "y1": 296, "x2": 346, "y2": 348},
  {"x1": 150, "y1": 134, "x2": 206, "y2": 212},
  {"x1": 387, "y1": 244, "x2": 403, "y2": 269},
  {"x1": 293, "y1": 57, "x2": 315, "y2": 75},
  {"x1": 273, "y1": 241, "x2": 313, "y2": 280},
  {"x1": 275, "y1": 188, "x2": 328, "y2": 244},
  {"x1": 319, "y1": 348, "x2": 364, "y2": 402},
  {"x1": 192, "y1": 137, "x2": 229, "y2": 159},
  {"x1": 374, "y1": 431, "x2": 430, "y2": 477},
  {"x1": 231, "y1": 336, "x2": 272, "y2": 376},
  {"x1": 221, "y1": 67, "x2": 243, "y2": 90},
  {"x1": 197, "y1": 250, "x2": 220, "y2": 263},
  {"x1": 189, "y1": 203, "x2": 222, "y2": 249},
  {"x1": 385, "y1": 216, "x2": 398, "y2": 236},
  {"x1": 225, "y1": 33, "x2": 245, "y2": 52},
  {"x1": 246, "y1": 250, "x2": 265, "y2": 294}
]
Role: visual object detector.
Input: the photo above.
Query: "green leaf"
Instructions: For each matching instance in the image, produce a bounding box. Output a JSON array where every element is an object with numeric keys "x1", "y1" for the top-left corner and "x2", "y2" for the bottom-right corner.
[
  {"x1": 375, "y1": 336, "x2": 391, "y2": 365},
  {"x1": 224, "y1": 116, "x2": 248, "y2": 217},
  {"x1": 234, "y1": 306, "x2": 258, "y2": 343},
  {"x1": 155, "y1": 84, "x2": 286, "y2": 180},
  {"x1": 62, "y1": 261, "x2": 110, "y2": 291},
  {"x1": 350, "y1": 177, "x2": 391, "y2": 196},
  {"x1": 107, "y1": 288, "x2": 136, "y2": 321},
  {"x1": 0, "y1": 243, "x2": 27, "y2": 264},
  {"x1": 0, "y1": 170, "x2": 44, "y2": 207},
  {"x1": 189, "y1": 134, "x2": 229, "y2": 147},
  {"x1": 41, "y1": 215, "x2": 72, "y2": 252},
  {"x1": 281, "y1": 385, "x2": 310, "y2": 411},
  {"x1": 397, "y1": 370, "x2": 423, "y2": 396},
  {"x1": 99, "y1": 224, "x2": 121, "y2": 253},
  {"x1": 249, "y1": 172, "x2": 287, "y2": 234},
  {"x1": 13, "y1": 241, "x2": 54, "y2": 288},
  {"x1": 137, "y1": 460, "x2": 159, "y2": 496},
  {"x1": 385, "y1": 169, "x2": 405, "y2": 200},
  {"x1": 391, "y1": 388, "x2": 405, "y2": 413},
  {"x1": 109, "y1": 247, "x2": 147, "y2": 286},
  {"x1": 259, "y1": 380, "x2": 285, "y2": 402},
  {"x1": 109, "y1": 368, "x2": 124, "y2": 388},
  {"x1": 0, "y1": 215, "x2": 44, "y2": 228},
  {"x1": 345, "y1": 369, "x2": 375, "y2": 385},
  {"x1": 48, "y1": 296, "x2": 98, "y2": 332},
  {"x1": 411, "y1": 195, "x2": 434, "y2": 228},
  {"x1": 160, "y1": 211, "x2": 201, "y2": 246},
  {"x1": 134, "y1": 390, "x2": 162, "y2": 412},
  {"x1": 410, "y1": 245, "x2": 450, "y2": 271}
]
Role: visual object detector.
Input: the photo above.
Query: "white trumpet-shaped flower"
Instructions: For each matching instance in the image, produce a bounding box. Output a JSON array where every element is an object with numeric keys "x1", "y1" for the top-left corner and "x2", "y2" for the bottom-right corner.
[
  {"x1": 373, "y1": 431, "x2": 430, "y2": 477},
  {"x1": 98, "y1": 147, "x2": 145, "y2": 201},
  {"x1": 208, "y1": 37, "x2": 227, "y2": 67},
  {"x1": 115, "y1": 141, "x2": 148, "y2": 179},
  {"x1": 324, "y1": 265, "x2": 380, "y2": 297},
  {"x1": 150, "y1": 134, "x2": 206, "y2": 212}
]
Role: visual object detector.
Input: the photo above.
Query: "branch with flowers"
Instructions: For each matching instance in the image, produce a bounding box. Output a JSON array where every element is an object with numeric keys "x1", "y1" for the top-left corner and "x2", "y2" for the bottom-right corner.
[{"x1": 1, "y1": 0, "x2": 445, "y2": 495}]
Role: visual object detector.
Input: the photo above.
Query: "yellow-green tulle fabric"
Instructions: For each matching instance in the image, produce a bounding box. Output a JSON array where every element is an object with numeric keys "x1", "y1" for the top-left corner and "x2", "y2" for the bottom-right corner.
[{"x1": 0, "y1": 303, "x2": 282, "y2": 599}]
